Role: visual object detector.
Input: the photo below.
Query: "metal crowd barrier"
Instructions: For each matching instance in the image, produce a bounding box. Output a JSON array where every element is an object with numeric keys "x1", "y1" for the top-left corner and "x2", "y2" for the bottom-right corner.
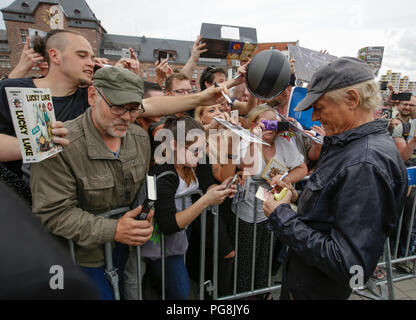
[
  {"x1": 68, "y1": 174, "x2": 416, "y2": 301},
  {"x1": 354, "y1": 169, "x2": 416, "y2": 300},
  {"x1": 68, "y1": 180, "x2": 284, "y2": 300}
]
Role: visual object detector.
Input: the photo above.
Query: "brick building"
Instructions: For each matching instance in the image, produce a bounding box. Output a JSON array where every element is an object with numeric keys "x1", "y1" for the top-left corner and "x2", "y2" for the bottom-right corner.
[
  {"x1": 0, "y1": 0, "x2": 298, "y2": 89},
  {"x1": 0, "y1": 0, "x2": 105, "y2": 77}
]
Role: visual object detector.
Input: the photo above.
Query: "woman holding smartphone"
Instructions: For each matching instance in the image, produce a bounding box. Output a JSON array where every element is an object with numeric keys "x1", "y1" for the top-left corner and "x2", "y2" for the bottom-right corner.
[{"x1": 132, "y1": 115, "x2": 235, "y2": 300}]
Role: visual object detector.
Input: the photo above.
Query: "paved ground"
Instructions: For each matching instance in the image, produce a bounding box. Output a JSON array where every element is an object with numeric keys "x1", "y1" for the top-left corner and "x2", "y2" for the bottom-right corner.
[
  {"x1": 349, "y1": 273, "x2": 416, "y2": 300},
  {"x1": 145, "y1": 262, "x2": 416, "y2": 300},
  {"x1": 266, "y1": 264, "x2": 416, "y2": 300}
]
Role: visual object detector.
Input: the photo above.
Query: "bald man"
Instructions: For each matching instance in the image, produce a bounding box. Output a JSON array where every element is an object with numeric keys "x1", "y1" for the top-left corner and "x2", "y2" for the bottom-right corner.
[{"x1": 0, "y1": 29, "x2": 94, "y2": 177}]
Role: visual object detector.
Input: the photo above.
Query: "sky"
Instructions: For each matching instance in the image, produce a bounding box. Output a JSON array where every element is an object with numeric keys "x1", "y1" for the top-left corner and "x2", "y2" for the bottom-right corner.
[{"x1": 0, "y1": 0, "x2": 415, "y2": 80}]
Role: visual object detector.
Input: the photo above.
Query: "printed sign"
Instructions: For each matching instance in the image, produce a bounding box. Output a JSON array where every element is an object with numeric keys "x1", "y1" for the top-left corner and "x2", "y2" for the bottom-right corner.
[
  {"x1": 288, "y1": 44, "x2": 337, "y2": 82},
  {"x1": 357, "y1": 46, "x2": 384, "y2": 76}
]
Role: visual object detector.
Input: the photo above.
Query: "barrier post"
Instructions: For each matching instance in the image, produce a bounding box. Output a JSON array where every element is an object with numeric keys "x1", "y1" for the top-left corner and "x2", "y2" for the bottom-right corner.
[{"x1": 212, "y1": 203, "x2": 219, "y2": 300}]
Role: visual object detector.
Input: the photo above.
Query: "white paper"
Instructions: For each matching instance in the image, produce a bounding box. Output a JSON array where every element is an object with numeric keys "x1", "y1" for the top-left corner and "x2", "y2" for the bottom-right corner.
[
  {"x1": 146, "y1": 175, "x2": 157, "y2": 200},
  {"x1": 214, "y1": 117, "x2": 271, "y2": 146},
  {"x1": 255, "y1": 186, "x2": 268, "y2": 201},
  {"x1": 221, "y1": 26, "x2": 240, "y2": 40}
]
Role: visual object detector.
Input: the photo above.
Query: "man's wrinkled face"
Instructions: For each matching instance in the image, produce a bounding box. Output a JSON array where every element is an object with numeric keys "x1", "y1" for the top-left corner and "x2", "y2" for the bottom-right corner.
[
  {"x1": 92, "y1": 92, "x2": 138, "y2": 138},
  {"x1": 311, "y1": 93, "x2": 355, "y2": 136}
]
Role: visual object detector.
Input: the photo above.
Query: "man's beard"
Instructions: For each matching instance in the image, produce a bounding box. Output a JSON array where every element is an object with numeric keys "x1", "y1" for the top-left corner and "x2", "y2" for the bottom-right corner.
[{"x1": 106, "y1": 121, "x2": 131, "y2": 138}]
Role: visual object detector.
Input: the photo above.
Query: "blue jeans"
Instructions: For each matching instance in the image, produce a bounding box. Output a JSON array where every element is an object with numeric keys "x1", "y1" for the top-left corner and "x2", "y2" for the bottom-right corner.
[
  {"x1": 81, "y1": 266, "x2": 114, "y2": 300},
  {"x1": 146, "y1": 254, "x2": 190, "y2": 300}
]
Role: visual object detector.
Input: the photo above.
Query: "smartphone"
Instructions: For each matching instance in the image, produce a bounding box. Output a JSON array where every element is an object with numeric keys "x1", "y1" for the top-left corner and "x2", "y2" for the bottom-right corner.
[
  {"x1": 379, "y1": 81, "x2": 388, "y2": 91},
  {"x1": 137, "y1": 175, "x2": 157, "y2": 220},
  {"x1": 158, "y1": 51, "x2": 168, "y2": 62},
  {"x1": 381, "y1": 109, "x2": 392, "y2": 119},
  {"x1": 392, "y1": 92, "x2": 412, "y2": 101},
  {"x1": 121, "y1": 48, "x2": 131, "y2": 59},
  {"x1": 137, "y1": 199, "x2": 155, "y2": 220},
  {"x1": 93, "y1": 64, "x2": 111, "y2": 73},
  {"x1": 225, "y1": 174, "x2": 238, "y2": 189}
]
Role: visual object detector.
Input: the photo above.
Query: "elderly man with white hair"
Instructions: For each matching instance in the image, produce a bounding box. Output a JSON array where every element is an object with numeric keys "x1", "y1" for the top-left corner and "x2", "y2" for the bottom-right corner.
[{"x1": 263, "y1": 57, "x2": 407, "y2": 300}]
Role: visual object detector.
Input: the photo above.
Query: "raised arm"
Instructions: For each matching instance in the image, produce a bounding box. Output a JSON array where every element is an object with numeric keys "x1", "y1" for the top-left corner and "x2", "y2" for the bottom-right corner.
[
  {"x1": 141, "y1": 84, "x2": 228, "y2": 117},
  {"x1": 8, "y1": 36, "x2": 46, "y2": 79},
  {"x1": 180, "y1": 36, "x2": 207, "y2": 79}
]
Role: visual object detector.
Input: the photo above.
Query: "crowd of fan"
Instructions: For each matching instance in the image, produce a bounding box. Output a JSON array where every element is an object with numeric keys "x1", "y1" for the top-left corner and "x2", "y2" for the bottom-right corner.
[{"x1": 0, "y1": 29, "x2": 414, "y2": 300}]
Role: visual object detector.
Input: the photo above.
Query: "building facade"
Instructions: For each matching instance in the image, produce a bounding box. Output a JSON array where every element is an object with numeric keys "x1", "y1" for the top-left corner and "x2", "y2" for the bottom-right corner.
[
  {"x1": 379, "y1": 69, "x2": 415, "y2": 98},
  {"x1": 0, "y1": 0, "x2": 228, "y2": 89},
  {"x1": 0, "y1": 0, "x2": 299, "y2": 91}
]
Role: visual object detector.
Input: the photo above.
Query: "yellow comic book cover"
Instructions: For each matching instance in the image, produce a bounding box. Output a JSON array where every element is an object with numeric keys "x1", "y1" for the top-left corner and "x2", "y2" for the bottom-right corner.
[{"x1": 261, "y1": 158, "x2": 288, "y2": 181}]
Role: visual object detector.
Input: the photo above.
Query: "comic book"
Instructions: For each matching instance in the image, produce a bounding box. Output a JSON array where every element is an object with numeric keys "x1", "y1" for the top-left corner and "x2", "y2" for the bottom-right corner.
[
  {"x1": 261, "y1": 158, "x2": 288, "y2": 181},
  {"x1": 5, "y1": 87, "x2": 62, "y2": 163}
]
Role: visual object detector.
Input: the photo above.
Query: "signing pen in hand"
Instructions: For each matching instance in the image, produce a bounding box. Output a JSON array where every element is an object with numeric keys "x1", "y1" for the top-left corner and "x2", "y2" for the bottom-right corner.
[
  {"x1": 214, "y1": 82, "x2": 234, "y2": 107},
  {"x1": 267, "y1": 172, "x2": 289, "y2": 192}
]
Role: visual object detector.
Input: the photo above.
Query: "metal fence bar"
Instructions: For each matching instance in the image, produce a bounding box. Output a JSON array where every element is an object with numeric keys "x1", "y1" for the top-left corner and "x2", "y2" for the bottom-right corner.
[
  {"x1": 233, "y1": 198, "x2": 239, "y2": 296},
  {"x1": 394, "y1": 208, "x2": 404, "y2": 259},
  {"x1": 218, "y1": 284, "x2": 282, "y2": 301},
  {"x1": 405, "y1": 193, "x2": 416, "y2": 257},
  {"x1": 136, "y1": 246, "x2": 143, "y2": 300},
  {"x1": 268, "y1": 232, "x2": 275, "y2": 288},
  {"x1": 251, "y1": 196, "x2": 258, "y2": 292},
  {"x1": 384, "y1": 239, "x2": 395, "y2": 300},
  {"x1": 104, "y1": 242, "x2": 120, "y2": 300},
  {"x1": 161, "y1": 233, "x2": 166, "y2": 300},
  {"x1": 199, "y1": 208, "x2": 207, "y2": 300},
  {"x1": 212, "y1": 204, "x2": 219, "y2": 300}
]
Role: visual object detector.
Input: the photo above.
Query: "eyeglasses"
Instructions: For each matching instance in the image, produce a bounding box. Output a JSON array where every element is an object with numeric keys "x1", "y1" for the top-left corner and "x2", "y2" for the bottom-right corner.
[
  {"x1": 96, "y1": 89, "x2": 145, "y2": 116},
  {"x1": 172, "y1": 89, "x2": 193, "y2": 95}
]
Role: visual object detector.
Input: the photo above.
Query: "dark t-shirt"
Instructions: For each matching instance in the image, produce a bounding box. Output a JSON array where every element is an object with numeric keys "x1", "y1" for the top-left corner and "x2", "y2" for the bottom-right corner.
[{"x1": 0, "y1": 78, "x2": 90, "y2": 175}]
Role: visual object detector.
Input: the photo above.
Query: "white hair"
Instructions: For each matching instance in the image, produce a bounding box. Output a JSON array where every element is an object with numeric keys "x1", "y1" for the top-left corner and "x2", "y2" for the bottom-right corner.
[{"x1": 325, "y1": 80, "x2": 381, "y2": 111}]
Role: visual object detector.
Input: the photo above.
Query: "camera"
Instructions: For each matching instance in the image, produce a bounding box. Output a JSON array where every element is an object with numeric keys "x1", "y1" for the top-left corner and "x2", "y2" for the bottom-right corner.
[
  {"x1": 158, "y1": 51, "x2": 167, "y2": 62},
  {"x1": 261, "y1": 120, "x2": 290, "y2": 131},
  {"x1": 379, "y1": 81, "x2": 388, "y2": 91},
  {"x1": 121, "y1": 48, "x2": 131, "y2": 59},
  {"x1": 392, "y1": 92, "x2": 412, "y2": 102}
]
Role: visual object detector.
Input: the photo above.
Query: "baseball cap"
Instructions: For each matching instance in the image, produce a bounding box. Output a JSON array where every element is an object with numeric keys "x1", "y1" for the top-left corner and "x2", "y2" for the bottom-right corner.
[
  {"x1": 294, "y1": 57, "x2": 374, "y2": 111},
  {"x1": 93, "y1": 66, "x2": 144, "y2": 105}
]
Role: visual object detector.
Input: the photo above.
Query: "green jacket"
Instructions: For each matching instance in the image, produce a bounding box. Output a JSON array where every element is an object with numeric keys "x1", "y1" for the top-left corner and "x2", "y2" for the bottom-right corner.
[{"x1": 31, "y1": 108, "x2": 150, "y2": 267}]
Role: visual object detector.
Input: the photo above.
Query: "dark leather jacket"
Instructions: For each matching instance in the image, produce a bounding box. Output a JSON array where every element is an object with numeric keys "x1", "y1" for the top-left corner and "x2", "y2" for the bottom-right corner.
[{"x1": 268, "y1": 119, "x2": 407, "y2": 299}]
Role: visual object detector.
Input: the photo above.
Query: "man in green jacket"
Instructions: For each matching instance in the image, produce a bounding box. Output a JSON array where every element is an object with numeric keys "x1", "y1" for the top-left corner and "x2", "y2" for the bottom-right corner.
[{"x1": 31, "y1": 67, "x2": 155, "y2": 299}]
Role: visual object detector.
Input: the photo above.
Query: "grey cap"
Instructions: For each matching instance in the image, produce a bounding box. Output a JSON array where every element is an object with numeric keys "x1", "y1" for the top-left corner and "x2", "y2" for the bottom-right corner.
[
  {"x1": 93, "y1": 66, "x2": 144, "y2": 105},
  {"x1": 294, "y1": 57, "x2": 374, "y2": 111}
]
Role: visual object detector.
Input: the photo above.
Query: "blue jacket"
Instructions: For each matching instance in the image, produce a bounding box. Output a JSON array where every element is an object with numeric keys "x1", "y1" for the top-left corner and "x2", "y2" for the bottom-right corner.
[{"x1": 268, "y1": 119, "x2": 407, "y2": 299}]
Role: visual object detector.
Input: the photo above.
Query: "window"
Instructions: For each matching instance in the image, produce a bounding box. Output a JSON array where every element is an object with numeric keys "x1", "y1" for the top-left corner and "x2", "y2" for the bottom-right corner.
[
  {"x1": 0, "y1": 56, "x2": 11, "y2": 68},
  {"x1": 142, "y1": 69, "x2": 147, "y2": 80},
  {"x1": 20, "y1": 29, "x2": 28, "y2": 43},
  {"x1": 103, "y1": 49, "x2": 122, "y2": 56},
  {"x1": 192, "y1": 69, "x2": 198, "y2": 79},
  {"x1": 148, "y1": 66, "x2": 156, "y2": 78}
]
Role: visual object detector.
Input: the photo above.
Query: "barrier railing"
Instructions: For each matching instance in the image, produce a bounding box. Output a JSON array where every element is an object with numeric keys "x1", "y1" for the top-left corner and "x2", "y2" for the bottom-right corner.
[
  {"x1": 68, "y1": 175, "x2": 416, "y2": 300},
  {"x1": 354, "y1": 168, "x2": 416, "y2": 300}
]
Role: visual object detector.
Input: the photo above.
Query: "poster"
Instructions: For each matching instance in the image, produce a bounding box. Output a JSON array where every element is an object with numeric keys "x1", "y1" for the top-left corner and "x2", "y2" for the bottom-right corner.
[
  {"x1": 288, "y1": 44, "x2": 337, "y2": 82},
  {"x1": 357, "y1": 46, "x2": 384, "y2": 76}
]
